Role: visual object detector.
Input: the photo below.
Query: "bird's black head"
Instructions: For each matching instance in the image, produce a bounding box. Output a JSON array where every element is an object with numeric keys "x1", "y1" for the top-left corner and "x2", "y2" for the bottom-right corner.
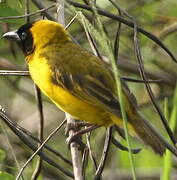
[{"x1": 3, "y1": 23, "x2": 34, "y2": 55}]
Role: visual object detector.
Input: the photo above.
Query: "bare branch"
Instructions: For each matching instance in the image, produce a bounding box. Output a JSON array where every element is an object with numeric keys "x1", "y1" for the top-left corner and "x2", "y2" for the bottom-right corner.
[
  {"x1": 66, "y1": 113, "x2": 83, "y2": 180},
  {"x1": 15, "y1": 119, "x2": 67, "y2": 180},
  {"x1": 66, "y1": 0, "x2": 177, "y2": 63},
  {"x1": 0, "y1": 4, "x2": 55, "y2": 21},
  {"x1": 0, "y1": 70, "x2": 29, "y2": 76},
  {"x1": 31, "y1": 85, "x2": 44, "y2": 180},
  {"x1": 31, "y1": 0, "x2": 56, "y2": 21},
  {"x1": 94, "y1": 127, "x2": 112, "y2": 180}
]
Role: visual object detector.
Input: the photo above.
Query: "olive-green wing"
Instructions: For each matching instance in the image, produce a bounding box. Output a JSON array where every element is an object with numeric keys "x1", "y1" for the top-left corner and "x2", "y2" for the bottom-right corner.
[
  {"x1": 52, "y1": 67, "x2": 122, "y2": 116},
  {"x1": 43, "y1": 42, "x2": 137, "y2": 116}
]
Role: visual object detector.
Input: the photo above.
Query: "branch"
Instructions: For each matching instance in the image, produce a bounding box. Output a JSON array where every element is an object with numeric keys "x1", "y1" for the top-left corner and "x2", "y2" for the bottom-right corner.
[
  {"x1": 66, "y1": 0, "x2": 177, "y2": 63},
  {"x1": 0, "y1": 4, "x2": 55, "y2": 21},
  {"x1": 15, "y1": 119, "x2": 67, "y2": 180},
  {"x1": 0, "y1": 108, "x2": 73, "y2": 178},
  {"x1": 31, "y1": 0, "x2": 56, "y2": 21},
  {"x1": 66, "y1": 114, "x2": 83, "y2": 180}
]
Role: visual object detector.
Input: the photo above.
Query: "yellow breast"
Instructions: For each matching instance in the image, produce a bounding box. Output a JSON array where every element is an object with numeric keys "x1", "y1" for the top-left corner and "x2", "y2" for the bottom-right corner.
[{"x1": 28, "y1": 56, "x2": 113, "y2": 126}]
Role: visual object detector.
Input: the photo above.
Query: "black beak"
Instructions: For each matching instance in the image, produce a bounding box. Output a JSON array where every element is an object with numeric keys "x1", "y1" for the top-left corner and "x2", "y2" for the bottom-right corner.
[{"x1": 2, "y1": 30, "x2": 20, "y2": 41}]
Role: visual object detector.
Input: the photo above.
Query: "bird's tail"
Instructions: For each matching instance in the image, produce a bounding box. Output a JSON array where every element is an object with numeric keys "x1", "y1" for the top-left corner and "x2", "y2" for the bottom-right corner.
[
  {"x1": 130, "y1": 111, "x2": 166, "y2": 155},
  {"x1": 111, "y1": 109, "x2": 177, "y2": 156}
]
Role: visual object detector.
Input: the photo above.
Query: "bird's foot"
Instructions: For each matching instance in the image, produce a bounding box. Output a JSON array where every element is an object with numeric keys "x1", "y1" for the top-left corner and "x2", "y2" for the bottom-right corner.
[
  {"x1": 66, "y1": 124, "x2": 100, "y2": 150},
  {"x1": 65, "y1": 122, "x2": 92, "y2": 136}
]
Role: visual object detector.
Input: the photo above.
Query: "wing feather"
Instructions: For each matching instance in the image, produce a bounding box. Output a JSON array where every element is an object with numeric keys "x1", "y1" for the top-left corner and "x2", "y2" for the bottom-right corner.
[
  {"x1": 41, "y1": 42, "x2": 137, "y2": 117},
  {"x1": 54, "y1": 69, "x2": 121, "y2": 116}
]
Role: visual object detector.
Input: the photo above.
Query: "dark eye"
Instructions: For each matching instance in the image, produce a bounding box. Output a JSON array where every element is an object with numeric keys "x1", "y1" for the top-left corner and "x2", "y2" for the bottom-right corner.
[{"x1": 21, "y1": 32, "x2": 27, "y2": 40}]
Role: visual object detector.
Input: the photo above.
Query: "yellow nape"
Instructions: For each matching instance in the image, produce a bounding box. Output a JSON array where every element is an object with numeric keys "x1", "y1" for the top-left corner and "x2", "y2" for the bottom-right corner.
[{"x1": 30, "y1": 20, "x2": 71, "y2": 50}]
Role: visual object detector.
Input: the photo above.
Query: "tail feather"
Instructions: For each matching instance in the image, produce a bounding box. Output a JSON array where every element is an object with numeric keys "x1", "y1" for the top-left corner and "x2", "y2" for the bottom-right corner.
[
  {"x1": 112, "y1": 84, "x2": 177, "y2": 156},
  {"x1": 131, "y1": 112, "x2": 165, "y2": 155},
  {"x1": 130, "y1": 111, "x2": 177, "y2": 156}
]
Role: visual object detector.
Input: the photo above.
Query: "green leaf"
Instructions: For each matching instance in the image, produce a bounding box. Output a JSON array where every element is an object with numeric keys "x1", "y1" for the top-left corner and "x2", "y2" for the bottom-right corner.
[
  {"x1": 0, "y1": 3, "x2": 23, "y2": 23},
  {"x1": 0, "y1": 149, "x2": 6, "y2": 163},
  {"x1": 0, "y1": 171, "x2": 15, "y2": 180}
]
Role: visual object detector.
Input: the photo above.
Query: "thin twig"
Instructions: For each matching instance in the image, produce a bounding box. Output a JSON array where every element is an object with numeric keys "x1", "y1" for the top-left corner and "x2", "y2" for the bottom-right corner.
[
  {"x1": 0, "y1": 4, "x2": 55, "y2": 21},
  {"x1": 81, "y1": 147, "x2": 89, "y2": 177},
  {"x1": 15, "y1": 119, "x2": 67, "y2": 180},
  {"x1": 86, "y1": 132, "x2": 98, "y2": 170},
  {"x1": 25, "y1": 0, "x2": 30, "y2": 22},
  {"x1": 121, "y1": 76, "x2": 162, "y2": 83},
  {"x1": 65, "y1": 13, "x2": 79, "y2": 30},
  {"x1": 108, "y1": 0, "x2": 122, "y2": 62},
  {"x1": 0, "y1": 107, "x2": 72, "y2": 165},
  {"x1": 84, "y1": 23, "x2": 102, "y2": 59},
  {"x1": 66, "y1": 0, "x2": 177, "y2": 62},
  {"x1": 31, "y1": 85, "x2": 44, "y2": 180},
  {"x1": 68, "y1": 125, "x2": 100, "y2": 144},
  {"x1": 0, "y1": 123, "x2": 24, "y2": 180},
  {"x1": 0, "y1": 109, "x2": 73, "y2": 178},
  {"x1": 117, "y1": 58, "x2": 176, "y2": 87},
  {"x1": 94, "y1": 127, "x2": 112, "y2": 180},
  {"x1": 0, "y1": 70, "x2": 29, "y2": 76},
  {"x1": 112, "y1": 136, "x2": 141, "y2": 154},
  {"x1": 31, "y1": 0, "x2": 56, "y2": 21},
  {"x1": 133, "y1": 21, "x2": 177, "y2": 145}
]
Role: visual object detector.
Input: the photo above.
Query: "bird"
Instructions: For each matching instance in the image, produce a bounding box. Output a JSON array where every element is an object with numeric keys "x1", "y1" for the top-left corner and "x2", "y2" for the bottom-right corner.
[{"x1": 2, "y1": 19, "x2": 175, "y2": 155}]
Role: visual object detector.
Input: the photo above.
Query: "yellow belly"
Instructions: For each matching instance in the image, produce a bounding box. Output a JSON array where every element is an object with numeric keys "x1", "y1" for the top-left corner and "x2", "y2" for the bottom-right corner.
[{"x1": 28, "y1": 56, "x2": 115, "y2": 126}]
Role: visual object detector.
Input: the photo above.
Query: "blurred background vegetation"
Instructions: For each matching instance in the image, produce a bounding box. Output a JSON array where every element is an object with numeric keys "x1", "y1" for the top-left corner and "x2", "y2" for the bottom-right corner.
[{"x1": 0, "y1": 0, "x2": 177, "y2": 179}]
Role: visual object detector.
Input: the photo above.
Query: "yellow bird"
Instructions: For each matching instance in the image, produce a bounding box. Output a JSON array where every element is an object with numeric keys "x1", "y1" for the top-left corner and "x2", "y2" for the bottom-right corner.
[{"x1": 2, "y1": 20, "x2": 172, "y2": 155}]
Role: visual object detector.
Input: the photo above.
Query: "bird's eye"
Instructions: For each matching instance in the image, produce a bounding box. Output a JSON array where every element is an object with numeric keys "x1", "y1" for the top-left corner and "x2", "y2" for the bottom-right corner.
[{"x1": 21, "y1": 32, "x2": 27, "y2": 40}]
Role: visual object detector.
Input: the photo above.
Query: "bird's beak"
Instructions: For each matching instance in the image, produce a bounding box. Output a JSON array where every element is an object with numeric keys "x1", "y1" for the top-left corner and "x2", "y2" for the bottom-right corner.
[{"x1": 2, "y1": 30, "x2": 20, "y2": 41}]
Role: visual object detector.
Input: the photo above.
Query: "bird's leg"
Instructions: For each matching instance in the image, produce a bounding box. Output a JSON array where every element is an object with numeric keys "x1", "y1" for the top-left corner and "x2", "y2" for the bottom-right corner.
[
  {"x1": 66, "y1": 124, "x2": 100, "y2": 146},
  {"x1": 65, "y1": 122, "x2": 92, "y2": 135}
]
